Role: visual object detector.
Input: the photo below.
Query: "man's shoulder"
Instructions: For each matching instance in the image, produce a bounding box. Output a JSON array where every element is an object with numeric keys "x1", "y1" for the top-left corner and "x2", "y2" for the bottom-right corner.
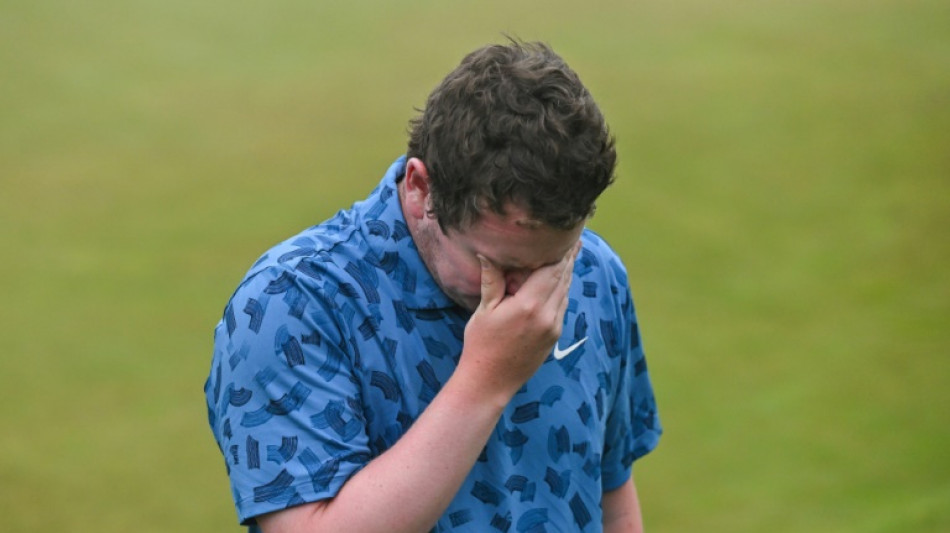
[
  {"x1": 578, "y1": 228, "x2": 629, "y2": 283},
  {"x1": 239, "y1": 212, "x2": 363, "y2": 282},
  {"x1": 580, "y1": 227, "x2": 617, "y2": 254}
]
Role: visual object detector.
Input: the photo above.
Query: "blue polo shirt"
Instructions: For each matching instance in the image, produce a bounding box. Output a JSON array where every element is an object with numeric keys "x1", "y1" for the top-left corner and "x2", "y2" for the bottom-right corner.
[{"x1": 205, "y1": 156, "x2": 661, "y2": 531}]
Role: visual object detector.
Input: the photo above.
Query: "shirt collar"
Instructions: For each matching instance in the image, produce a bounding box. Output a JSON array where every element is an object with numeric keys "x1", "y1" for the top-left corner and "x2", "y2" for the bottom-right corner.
[{"x1": 356, "y1": 156, "x2": 457, "y2": 311}]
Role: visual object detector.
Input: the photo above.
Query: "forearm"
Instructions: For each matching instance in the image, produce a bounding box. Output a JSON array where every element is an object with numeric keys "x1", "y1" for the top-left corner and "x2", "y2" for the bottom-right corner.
[
  {"x1": 602, "y1": 478, "x2": 644, "y2": 533},
  {"x1": 260, "y1": 371, "x2": 511, "y2": 533}
]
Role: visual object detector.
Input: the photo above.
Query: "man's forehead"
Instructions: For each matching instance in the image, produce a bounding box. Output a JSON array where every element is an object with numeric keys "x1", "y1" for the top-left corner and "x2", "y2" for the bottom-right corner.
[
  {"x1": 485, "y1": 239, "x2": 577, "y2": 271},
  {"x1": 475, "y1": 228, "x2": 581, "y2": 270},
  {"x1": 472, "y1": 201, "x2": 544, "y2": 228}
]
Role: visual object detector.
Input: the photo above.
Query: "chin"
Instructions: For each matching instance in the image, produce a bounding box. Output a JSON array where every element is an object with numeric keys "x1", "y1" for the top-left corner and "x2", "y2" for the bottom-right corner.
[{"x1": 450, "y1": 293, "x2": 480, "y2": 312}]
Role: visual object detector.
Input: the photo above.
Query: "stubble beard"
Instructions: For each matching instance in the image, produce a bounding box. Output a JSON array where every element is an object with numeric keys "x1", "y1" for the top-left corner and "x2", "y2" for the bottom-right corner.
[{"x1": 412, "y1": 221, "x2": 479, "y2": 312}]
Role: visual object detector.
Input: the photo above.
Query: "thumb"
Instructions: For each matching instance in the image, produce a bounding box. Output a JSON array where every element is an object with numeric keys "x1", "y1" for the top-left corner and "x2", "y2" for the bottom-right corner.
[{"x1": 477, "y1": 255, "x2": 505, "y2": 311}]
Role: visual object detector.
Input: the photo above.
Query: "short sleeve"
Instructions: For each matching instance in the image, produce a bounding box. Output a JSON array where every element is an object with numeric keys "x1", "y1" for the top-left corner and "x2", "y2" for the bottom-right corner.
[
  {"x1": 600, "y1": 284, "x2": 662, "y2": 491},
  {"x1": 205, "y1": 265, "x2": 371, "y2": 525}
]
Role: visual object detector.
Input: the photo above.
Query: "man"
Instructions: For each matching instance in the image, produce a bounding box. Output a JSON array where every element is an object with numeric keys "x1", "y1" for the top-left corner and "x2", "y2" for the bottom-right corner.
[{"x1": 205, "y1": 40, "x2": 661, "y2": 532}]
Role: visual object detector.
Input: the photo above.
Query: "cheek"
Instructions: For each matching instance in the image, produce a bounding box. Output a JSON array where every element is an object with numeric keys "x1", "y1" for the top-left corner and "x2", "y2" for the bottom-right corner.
[
  {"x1": 439, "y1": 248, "x2": 481, "y2": 294},
  {"x1": 455, "y1": 256, "x2": 484, "y2": 294}
]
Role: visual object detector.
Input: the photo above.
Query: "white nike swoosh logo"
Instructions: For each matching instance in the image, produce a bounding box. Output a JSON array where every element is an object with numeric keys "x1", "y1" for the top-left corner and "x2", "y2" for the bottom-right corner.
[{"x1": 553, "y1": 336, "x2": 588, "y2": 360}]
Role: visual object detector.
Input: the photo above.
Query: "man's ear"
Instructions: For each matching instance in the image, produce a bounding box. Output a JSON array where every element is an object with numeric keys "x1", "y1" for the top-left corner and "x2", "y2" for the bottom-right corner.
[{"x1": 403, "y1": 157, "x2": 432, "y2": 220}]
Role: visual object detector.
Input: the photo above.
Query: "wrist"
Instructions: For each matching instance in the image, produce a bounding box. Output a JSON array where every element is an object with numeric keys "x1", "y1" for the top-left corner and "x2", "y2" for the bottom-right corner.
[{"x1": 443, "y1": 362, "x2": 515, "y2": 416}]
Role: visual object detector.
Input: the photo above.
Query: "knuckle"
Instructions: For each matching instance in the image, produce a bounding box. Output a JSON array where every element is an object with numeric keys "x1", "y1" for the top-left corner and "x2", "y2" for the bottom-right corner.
[{"x1": 517, "y1": 299, "x2": 539, "y2": 317}]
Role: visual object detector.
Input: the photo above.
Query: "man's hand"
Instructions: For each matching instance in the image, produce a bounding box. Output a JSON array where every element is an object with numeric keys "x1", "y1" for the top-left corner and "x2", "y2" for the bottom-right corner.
[{"x1": 457, "y1": 242, "x2": 580, "y2": 401}]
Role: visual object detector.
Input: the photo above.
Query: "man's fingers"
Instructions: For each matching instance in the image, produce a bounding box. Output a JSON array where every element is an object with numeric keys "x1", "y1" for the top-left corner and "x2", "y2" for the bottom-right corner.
[
  {"x1": 477, "y1": 255, "x2": 505, "y2": 311},
  {"x1": 555, "y1": 260, "x2": 576, "y2": 316},
  {"x1": 549, "y1": 242, "x2": 579, "y2": 311},
  {"x1": 541, "y1": 240, "x2": 580, "y2": 303}
]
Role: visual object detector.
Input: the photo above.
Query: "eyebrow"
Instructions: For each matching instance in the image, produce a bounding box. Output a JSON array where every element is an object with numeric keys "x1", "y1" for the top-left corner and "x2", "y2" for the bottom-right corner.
[
  {"x1": 486, "y1": 254, "x2": 563, "y2": 272},
  {"x1": 482, "y1": 253, "x2": 524, "y2": 270}
]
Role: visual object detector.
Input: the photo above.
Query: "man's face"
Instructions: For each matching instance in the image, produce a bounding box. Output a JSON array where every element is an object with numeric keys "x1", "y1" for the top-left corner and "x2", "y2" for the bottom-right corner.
[{"x1": 413, "y1": 204, "x2": 584, "y2": 312}]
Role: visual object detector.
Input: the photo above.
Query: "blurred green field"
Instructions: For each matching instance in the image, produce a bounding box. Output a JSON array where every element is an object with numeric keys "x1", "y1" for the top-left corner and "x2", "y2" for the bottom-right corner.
[{"x1": 1, "y1": 0, "x2": 948, "y2": 531}]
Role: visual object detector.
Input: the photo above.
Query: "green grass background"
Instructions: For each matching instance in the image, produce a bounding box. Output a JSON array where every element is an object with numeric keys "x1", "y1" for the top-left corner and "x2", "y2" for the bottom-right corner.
[{"x1": 2, "y1": 0, "x2": 947, "y2": 531}]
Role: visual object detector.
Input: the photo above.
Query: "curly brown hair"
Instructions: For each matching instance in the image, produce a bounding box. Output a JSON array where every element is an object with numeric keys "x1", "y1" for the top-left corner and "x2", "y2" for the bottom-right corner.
[{"x1": 407, "y1": 40, "x2": 617, "y2": 231}]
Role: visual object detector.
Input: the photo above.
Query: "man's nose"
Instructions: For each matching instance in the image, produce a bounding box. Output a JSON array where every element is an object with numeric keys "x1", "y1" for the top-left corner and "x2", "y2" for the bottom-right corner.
[{"x1": 504, "y1": 269, "x2": 530, "y2": 296}]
